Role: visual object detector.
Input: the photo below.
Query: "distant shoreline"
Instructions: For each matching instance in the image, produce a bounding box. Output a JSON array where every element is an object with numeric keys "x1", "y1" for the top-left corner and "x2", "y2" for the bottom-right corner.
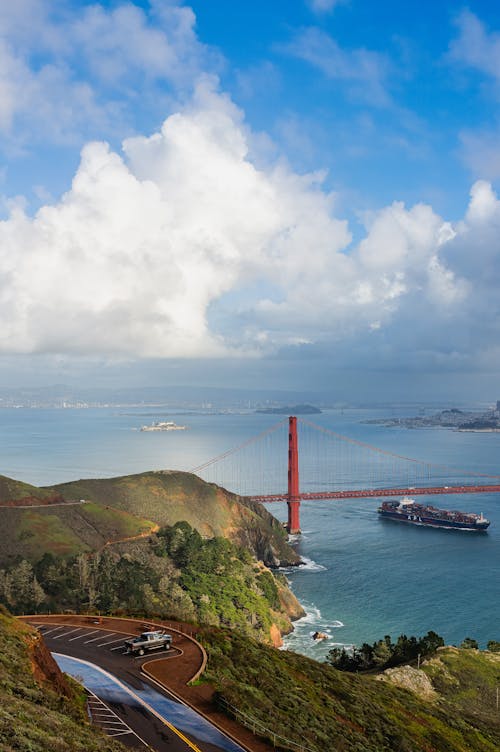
[{"x1": 456, "y1": 428, "x2": 500, "y2": 432}]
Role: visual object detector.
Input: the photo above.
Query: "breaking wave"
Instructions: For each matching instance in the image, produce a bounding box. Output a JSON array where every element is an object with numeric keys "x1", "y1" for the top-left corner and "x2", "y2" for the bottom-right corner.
[
  {"x1": 281, "y1": 602, "x2": 346, "y2": 659},
  {"x1": 297, "y1": 556, "x2": 327, "y2": 572}
]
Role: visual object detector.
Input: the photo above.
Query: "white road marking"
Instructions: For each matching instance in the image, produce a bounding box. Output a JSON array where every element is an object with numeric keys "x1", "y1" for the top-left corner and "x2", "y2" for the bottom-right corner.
[
  {"x1": 69, "y1": 629, "x2": 98, "y2": 641},
  {"x1": 110, "y1": 645, "x2": 125, "y2": 651},
  {"x1": 56, "y1": 652, "x2": 205, "y2": 752},
  {"x1": 82, "y1": 685, "x2": 147, "y2": 746},
  {"x1": 84, "y1": 633, "x2": 111, "y2": 644},
  {"x1": 97, "y1": 637, "x2": 125, "y2": 647},
  {"x1": 38, "y1": 626, "x2": 65, "y2": 636},
  {"x1": 54, "y1": 627, "x2": 83, "y2": 639}
]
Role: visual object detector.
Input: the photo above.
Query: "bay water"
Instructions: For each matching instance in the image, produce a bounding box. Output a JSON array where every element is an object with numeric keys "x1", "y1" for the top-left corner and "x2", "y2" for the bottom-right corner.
[{"x1": 1, "y1": 405, "x2": 499, "y2": 659}]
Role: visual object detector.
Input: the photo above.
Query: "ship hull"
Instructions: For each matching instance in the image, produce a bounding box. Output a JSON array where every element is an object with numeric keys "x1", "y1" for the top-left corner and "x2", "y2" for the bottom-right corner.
[{"x1": 378, "y1": 509, "x2": 489, "y2": 531}]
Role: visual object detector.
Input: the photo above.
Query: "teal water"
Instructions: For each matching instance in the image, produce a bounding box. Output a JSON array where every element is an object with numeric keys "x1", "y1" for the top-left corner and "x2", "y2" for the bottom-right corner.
[{"x1": 1, "y1": 406, "x2": 499, "y2": 658}]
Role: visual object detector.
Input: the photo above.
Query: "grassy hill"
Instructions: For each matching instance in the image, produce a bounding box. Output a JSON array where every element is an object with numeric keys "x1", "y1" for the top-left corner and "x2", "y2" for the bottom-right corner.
[
  {"x1": 0, "y1": 607, "x2": 125, "y2": 752},
  {"x1": 0, "y1": 501, "x2": 157, "y2": 565},
  {"x1": 202, "y1": 629, "x2": 500, "y2": 752},
  {"x1": 0, "y1": 470, "x2": 299, "y2": 568},
  {"x1": 0, "y1": 474, "x2": 63, "y2": 505},
  {"x1": 49, "y1": 470, "x2": 299, "y2": 567}
]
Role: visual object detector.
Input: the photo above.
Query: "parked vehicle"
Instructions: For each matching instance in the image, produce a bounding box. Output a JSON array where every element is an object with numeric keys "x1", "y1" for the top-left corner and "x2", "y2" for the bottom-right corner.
[{"x1": 124, "y1": 630, "x2": 172, "y2": 656}]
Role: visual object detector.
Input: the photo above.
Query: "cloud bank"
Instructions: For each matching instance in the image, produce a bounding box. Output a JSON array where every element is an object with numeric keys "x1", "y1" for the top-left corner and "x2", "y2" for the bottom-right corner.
[
  {"x1": 1, "y1": 1, "x2": 500, "y2": 378},
  {"x1": 1, "y1": 74, "x2": 497, "y2": 369}
]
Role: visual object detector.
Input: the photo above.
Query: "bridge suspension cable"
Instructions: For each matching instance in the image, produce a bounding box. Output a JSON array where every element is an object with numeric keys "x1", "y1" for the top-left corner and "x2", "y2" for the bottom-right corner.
[
  {"x1": 299, "y1": 417, "x2": 500, "y2": 482},
  {"x1": 191, "y1": 415, "x2": 500, "y2": 500}
]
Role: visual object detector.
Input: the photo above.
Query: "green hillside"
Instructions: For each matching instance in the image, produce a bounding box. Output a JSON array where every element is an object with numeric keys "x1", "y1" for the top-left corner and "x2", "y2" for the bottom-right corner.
[
  {"x1": 0, "y1": 608, "x2": 125, "y2": 752},
  {"x1": 49, "y1": 470, "x2": 299, "y2": 566},
  {"x1": 0, "y1": 522, "x2": 302, "y2": 642},
  {"x1": 0, "y1": 469, "x2": 298, "y2": 568},
  {"x1": 0, "y1": 474, "x2": 62, "y2": 505},
  {"x1": 0, "y1": 502, "x2": 156, "y2": 565},
  {"x1": 202, "y1": 629, "x2": 500, "y2": 752}
]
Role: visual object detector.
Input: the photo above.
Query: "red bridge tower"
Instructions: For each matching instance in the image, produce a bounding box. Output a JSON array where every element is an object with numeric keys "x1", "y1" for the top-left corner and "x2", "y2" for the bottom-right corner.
[{"x1": 287, "y1": 416, "x2": 301, "y2": 533}]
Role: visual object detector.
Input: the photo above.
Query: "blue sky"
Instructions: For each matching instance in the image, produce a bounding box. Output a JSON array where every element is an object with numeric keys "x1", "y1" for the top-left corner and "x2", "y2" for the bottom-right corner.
[{"x1": 1, "y1": 0, "x2": 500, "y2": 401}]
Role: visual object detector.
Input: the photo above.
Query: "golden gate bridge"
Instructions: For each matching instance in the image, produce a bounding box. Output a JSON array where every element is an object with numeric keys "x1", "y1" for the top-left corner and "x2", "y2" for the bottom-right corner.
[{"x1": 191, "y1": 416, "x2": 500, "y2": 534}]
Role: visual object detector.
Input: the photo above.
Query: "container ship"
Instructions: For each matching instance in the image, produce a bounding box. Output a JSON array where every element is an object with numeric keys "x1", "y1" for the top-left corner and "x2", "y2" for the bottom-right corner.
[{"x1": 378, "y1": 497, "x2": 490, "y2": 531}]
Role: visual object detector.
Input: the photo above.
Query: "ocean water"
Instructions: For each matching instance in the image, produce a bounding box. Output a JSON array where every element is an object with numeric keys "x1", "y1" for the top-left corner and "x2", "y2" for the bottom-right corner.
[{"x1": 1, "y1": 405, "x2": 499, "y2": 659}]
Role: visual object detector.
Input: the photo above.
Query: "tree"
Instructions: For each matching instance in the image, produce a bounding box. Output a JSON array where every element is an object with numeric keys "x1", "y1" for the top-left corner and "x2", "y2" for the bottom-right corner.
[
  {"x1": 372, "y1": 639, "x2": 392, "y2": 667},
  {"x1": 419, "y1": 630, "x2": 445, "y2": 655},
  {"x1": 461, "y1": 637, "x2": 479, "y2": 649},
  {"x1": 9, "y1": 560, "x2": 46, "y2": 613}
]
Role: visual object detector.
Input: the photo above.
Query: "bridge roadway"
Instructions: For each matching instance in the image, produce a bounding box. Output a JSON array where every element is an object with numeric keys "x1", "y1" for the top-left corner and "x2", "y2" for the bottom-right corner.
[
  {"x1": 23, "y1": 616, "x2": 271, "y2": 752},
  {"x1": 250, "y1": 484, "x2": 500, "y2": 502}
]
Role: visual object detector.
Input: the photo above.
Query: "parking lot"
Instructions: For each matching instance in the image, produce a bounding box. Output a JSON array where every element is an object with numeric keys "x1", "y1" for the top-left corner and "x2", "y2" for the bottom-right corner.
[
  {"x1": 34, "y1": 622, "x2": 182, "y2": 664},
  {"x1": 25, "y1": 616, "x2": 253, "y2": 752}
]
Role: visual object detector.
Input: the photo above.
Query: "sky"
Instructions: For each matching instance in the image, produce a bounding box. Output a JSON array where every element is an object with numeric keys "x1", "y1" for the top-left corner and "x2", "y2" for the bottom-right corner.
[{"x1": 1, "y1": 0, "x2": 500, "y2": 401}]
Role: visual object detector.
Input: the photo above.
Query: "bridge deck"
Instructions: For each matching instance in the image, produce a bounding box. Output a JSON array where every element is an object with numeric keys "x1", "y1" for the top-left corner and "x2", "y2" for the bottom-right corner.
[{"x1": 249, "y1": 485, "x2": 500, "y2": 503}]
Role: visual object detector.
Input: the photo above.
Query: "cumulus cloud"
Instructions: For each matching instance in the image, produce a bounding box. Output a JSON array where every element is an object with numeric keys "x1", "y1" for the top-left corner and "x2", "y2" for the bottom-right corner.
[
  {"x1": 1, "y1": 2, "x2": 499, "y2": 375},
  {"x1": 0, "y1": 76, "x2": 487, "y2": 364}
]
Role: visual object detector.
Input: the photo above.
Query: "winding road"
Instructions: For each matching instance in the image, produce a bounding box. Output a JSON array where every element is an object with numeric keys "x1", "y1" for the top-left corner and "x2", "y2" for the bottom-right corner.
[{"x1": 25, "y1": 617, "x2": 248, "y2": 752}]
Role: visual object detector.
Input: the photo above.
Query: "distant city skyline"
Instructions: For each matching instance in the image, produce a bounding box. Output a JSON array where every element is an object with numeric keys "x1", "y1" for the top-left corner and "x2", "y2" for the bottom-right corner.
[{"x1": 1, "y1": 1, "x2": 500, "y2": 400}]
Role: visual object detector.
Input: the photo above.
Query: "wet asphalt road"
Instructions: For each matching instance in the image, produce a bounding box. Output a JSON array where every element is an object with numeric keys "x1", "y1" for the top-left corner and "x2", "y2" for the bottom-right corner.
[{"x1": 31, "y1": 621, "x2": 243, "y2": 752}]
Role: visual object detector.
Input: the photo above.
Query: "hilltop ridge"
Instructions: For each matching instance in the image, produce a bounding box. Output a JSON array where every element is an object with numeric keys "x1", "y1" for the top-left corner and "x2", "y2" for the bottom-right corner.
[{"x1": 48, "y1": 470, "x2": 300, "y2": 567}]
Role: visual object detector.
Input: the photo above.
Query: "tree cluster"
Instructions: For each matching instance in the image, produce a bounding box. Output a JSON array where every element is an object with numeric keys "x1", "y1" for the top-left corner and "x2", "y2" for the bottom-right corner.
[
  {"x1": 327, "y1": 630, "x2": 445, "y2": 672},
  {"x1": 0, "y1": 521, "x2": 284, "y2": 640}
]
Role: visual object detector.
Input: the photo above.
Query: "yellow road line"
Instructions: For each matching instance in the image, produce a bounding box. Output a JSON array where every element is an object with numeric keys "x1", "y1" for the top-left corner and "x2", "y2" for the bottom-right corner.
[{"x1": 53, "y1": 653, "x2": 203, "y2": 752}]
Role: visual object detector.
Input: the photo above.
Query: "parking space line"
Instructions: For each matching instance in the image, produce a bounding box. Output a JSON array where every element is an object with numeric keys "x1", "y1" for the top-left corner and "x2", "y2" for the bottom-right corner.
[
  {"x1": 39, "y1": 626, "x2": 65, "y2": 636},
  {"x1": 53, "y1": 627, "x2": 83, "y2": 639},
  {"x1": 84, "y1": 633, "x2": 111, "y2": 644},
  {"x1": 96, "y1": 637, "x2": 125, "y2": 647},
  {"x1": 69, "y1": 629, "x2": 98, "y2": 641}
]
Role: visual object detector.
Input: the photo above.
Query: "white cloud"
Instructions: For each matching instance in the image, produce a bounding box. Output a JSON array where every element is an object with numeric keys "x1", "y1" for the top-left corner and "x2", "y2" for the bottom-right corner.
[
  {"x1": 0, "y1": 77, "x2": 487, "y2": 364},
  {"x1": 449, "y1": 10, "x2": 500, "y2": 82},
  {"x1": 0, "y1": 1, "x2": 214, "y2": 146},
  {"x1": 460, "y1": 129, "x2": 500, "y2": 180},
  {"x1": 282, "y1": 27, "x2": 390, "y2": 106},
  {"x1": 1, "y1": 3, "x2": 499, "y2": 375}
]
